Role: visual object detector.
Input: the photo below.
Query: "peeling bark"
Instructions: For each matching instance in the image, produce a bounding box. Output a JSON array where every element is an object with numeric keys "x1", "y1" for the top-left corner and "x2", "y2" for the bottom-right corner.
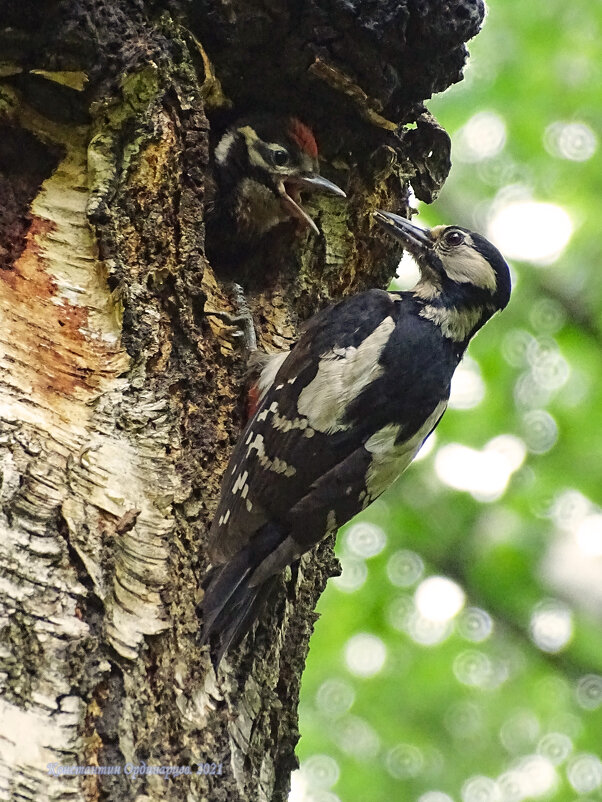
[{"x1": 0, "y1": 1, "x2": 483, "y2": 800}]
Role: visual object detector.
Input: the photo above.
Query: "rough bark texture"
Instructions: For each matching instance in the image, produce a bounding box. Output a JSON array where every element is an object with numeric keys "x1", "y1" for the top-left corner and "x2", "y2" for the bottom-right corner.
[{"x1": 0, "y1": 1, "x2": 483, "y2": 800}]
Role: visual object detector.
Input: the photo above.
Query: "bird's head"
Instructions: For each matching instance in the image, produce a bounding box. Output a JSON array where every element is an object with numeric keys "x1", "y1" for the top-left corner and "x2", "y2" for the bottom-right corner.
[
  {"x1": 373, "y1": 211, "x2": 511, "y2": 314},
  {"x1": 215, "y1": 116, "x2": 346, "y2": 236}
]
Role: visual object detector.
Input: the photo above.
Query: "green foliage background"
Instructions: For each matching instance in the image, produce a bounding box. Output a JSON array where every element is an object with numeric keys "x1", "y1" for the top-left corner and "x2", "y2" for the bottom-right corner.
[{"x1": 296, "y1": 2, "x2": 602, "y2": 800}]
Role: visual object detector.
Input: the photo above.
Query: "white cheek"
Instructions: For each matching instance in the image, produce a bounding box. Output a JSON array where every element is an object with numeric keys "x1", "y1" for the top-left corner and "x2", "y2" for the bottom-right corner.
[
  {"x1": 444, "y1": 248, "x2": 497, "y2": 292},
  {"x1": 215, "y1": 131, "x2": 235, "y2": 165}
]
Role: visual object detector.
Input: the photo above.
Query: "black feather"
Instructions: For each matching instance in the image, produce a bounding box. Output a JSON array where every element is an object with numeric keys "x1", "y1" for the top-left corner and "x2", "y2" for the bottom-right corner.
[{"x1": 199, "y1": 523, "x2": 285, "y2": 668}]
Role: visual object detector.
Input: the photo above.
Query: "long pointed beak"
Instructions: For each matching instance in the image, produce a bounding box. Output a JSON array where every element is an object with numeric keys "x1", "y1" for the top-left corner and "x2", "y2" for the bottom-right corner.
[
  {"x1": 373, "y1": 211, "x2": 433, "y2": 253},
  {"x1": 276, "y1": 174, "x2": 345, "y2": 236},
  {"x1": 296, "y1": 173, "x2": 346, "y2": 197}
]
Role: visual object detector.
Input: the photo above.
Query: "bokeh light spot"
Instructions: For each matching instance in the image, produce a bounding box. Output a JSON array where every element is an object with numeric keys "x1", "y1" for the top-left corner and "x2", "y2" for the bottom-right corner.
[
  {"x1": 418, "y1": 793, "x2": 454, "y2": 802},
  {"x1": 537, "y1": 732, "x2": 573, "y2": 766},
  {"x1": 496, "y1": 769, "x2": 522, "y2": 802},
  {"x1": 455, "y1": 111, "x2": 507, "y2": 162},
  {"x1": 298, "y1": 754, "x2": 340, "y2": 790},
  {"x1": 343, "y1": 521, "x2": 387, "y2": 558},
  {"x1": 387, "y1": 550, "x2": 424, "y2": 588},
  {"x1": 526, "y1": 337, "x2": 570, "y2": 392},
  {"x1": 502, "y1": 329, "x2": 533, "y2": 368},
  {"x1": 576, "y1": 674, "x2": 602, "y2": 710},
  {"x1": 316, "y1": 678, "x2": 355, "y2": 718},
  {"x1": 415, "y1": 576, "x2": 465, "y2": 623},
  {"x1": 386, "y1": 594, "x2": 415, "y2": 631},
  {"x1": 385, "y1": 743, "x2": 424, "y2": 780},
  {"x1": 567, "y1": 753, "x2": 602, "y2": 794},
  {"x1": 544, "y1": 121, "x2": 597, "y2": 161},
  {"x1": 344, "y1": 633, "x2": 387, "y2": 677},
  {"x1": 512, "y1": 754, "x2": 557, "y2": 797},
  {"x1": 529, "y1": 298, "x2": 566, "y2": 334},
  {"x1": 521, "y1": 410, "x2": 558, "y2": 454},
  {"x1": 435, "y1": 435, "x2": 526, "y2": 501},
  {"x1": 575, "y1": 514, "x2": 602, "y2": 557},
  {"x1": 454, "y1": 650, "x2": 507, "y2": 690},
  {"x1": 500, "y1": 711, "x2": 541, "y2": 754},
  {"x1": 461, "y1": 775, "x2": 501, "y2": 802},
  {"x1": 529, "y1": 600, "x2": 573, "y2": 653},
  {"x1": 457, "y1": 607, "x2": 493, "y2": 643},
  {"x1": 289, "y1": 770, "x2": 342, "y2": 802},
  {"x1": 552, "y1": 489, "x2": 591, "y2": 531},
  {"x1": 334, "y1": 715, "x2": 380, "y2": 758},
  {"x1": 449, "y1": 357, "x2": 486, "y2": 410},
  {"x1": 407, "y1": 614, "x2": 453, "y2": 647},
  {"x1": 488, "y1": 200, "x2": 573, "y2": 265}
]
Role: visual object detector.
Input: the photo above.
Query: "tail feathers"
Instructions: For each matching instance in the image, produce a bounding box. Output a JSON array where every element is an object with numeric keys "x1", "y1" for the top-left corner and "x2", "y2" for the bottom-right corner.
[
  {"x1": 206, "y1": 575, "x2": 279, "y2": 669},
  {"x1": 200, "y1": 557, "x2": 253, "y2": 642},
  {"x1": 200, "y1": 525, "x2": 284, "y2": 668}
]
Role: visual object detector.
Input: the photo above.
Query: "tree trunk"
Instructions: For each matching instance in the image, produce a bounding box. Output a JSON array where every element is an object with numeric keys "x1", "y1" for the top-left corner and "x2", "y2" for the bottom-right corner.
[{"x1": 0, "y1": 1, "x2": 483, "y2": 799}]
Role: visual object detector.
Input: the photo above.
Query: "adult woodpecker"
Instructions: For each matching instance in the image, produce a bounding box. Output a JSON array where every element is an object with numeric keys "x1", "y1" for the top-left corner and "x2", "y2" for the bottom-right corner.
[
  {"x1": 200, "y1": 212, "x2": 511, "y2": 666},
  {"x1": 206, "y1": 115, "x2": 346, "y2": 257}
]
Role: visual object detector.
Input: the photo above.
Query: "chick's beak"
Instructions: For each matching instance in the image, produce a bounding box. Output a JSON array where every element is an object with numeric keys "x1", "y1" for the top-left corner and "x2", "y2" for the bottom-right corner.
[
  {"x1": 277, "y1": 182, "x2": 320, "y2": 234},
  {"x1": 296, "y1": 174, "x2": 347, "y2": 197},
  {"x1": 373, "y1": 211, "x2": 433, "y2": 255},
  {"x1": 277, "y1": 174, "x2": 346, "y2": 236}
]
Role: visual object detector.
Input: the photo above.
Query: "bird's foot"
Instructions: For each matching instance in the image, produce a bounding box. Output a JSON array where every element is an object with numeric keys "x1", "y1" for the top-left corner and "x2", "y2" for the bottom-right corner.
[{"x1": 205, "y1": 282, "x2": 257, "y2": 353}]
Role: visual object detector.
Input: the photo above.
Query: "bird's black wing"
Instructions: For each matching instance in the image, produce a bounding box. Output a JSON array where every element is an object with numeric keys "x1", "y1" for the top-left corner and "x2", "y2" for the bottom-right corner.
[
  {"x1": 209, "y1": 289, "x2": 415, "y2": 565},
  {"x1": 202, "y1": 288, "x2": 452, "y2": 662}
]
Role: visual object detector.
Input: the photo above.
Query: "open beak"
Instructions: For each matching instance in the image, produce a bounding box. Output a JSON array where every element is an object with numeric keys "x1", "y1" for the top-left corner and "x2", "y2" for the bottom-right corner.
[
  {"x1": 373, "y1": 211, "x2": 433, "y2": 255},
  {"x1": 277, "y1": 174, "x2": 346, "y2": 236}
]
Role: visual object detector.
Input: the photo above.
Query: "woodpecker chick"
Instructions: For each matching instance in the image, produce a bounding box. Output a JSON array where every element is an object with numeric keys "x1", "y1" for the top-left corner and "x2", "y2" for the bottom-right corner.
[
  {"x1": 200, "y1": 214, "x2": 511, "y2": 666},
  {"x1": 208, "y1": 115, "x2": 346, "y2": 246}
]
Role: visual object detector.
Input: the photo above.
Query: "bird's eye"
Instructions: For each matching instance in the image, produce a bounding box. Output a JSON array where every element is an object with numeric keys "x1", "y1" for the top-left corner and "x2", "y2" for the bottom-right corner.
[
  {"x1": 444, "y1": 229, "x2": 465, "y2": 247},
  {"x1": 272, "y1": 148, "x2": 290, "y2": 167}
]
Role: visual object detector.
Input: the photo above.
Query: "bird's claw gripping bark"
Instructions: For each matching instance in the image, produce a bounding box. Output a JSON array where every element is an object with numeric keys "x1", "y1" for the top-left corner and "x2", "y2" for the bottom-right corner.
[{"x1": 205, "y1": 283, "x2": 257, "y2": 352}]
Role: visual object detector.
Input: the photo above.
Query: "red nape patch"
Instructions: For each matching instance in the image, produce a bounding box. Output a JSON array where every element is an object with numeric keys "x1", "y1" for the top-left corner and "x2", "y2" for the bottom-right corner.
[
  {"x1": 287, "y1": 118, "x2": 318, "y2": 158},
  {"x1": 247, "y1": 383, "x2": 261, "y2": 420}
]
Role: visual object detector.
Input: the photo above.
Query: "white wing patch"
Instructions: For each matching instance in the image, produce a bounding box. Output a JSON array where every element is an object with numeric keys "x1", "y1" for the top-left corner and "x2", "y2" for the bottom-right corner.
[
  {"x1": 296, "y1": 316, "x2": 395, "y2": 433},
  {"x1": 232, "y1": 470, "x2": 249, "y2": 494},
  {"x1": 240, "y1": 428, "x2": 296, "y2": 478},
  {"x1": 257, "y1": 351, "x2": 290, "y2": 403},
  {"x1": 246, "y1": 432, "x2": 265, "y2": 457},
  {"x1": 363, "y1": 400, "x2": 447, "y2": 504}
]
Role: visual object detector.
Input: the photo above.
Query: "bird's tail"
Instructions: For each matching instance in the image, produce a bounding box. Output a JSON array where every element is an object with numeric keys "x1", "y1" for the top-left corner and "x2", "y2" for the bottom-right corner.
[{"x1": 199, "y1": 524, "x2": 283, "y2": 668}]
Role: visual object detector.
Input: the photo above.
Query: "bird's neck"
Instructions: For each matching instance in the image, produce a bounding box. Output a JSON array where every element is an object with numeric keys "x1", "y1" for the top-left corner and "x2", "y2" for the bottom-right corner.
[
  {"x1": 214, "y1": 153, "x2": 282, "y2": 238},
  {"x1": 410, "y1": 280, "x2": 496, "y2": 346},
  {"x1": 234, "y1": 178, "x2": 285, "y2": 237}
]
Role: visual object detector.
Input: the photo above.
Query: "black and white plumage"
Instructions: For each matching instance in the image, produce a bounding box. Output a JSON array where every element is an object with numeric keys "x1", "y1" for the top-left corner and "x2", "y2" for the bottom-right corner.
[
  {"x1": 200, "y1": 213, "x2": 511, "y2": 665},
  {"x1": 205, "y1": 115, "x2": 346, "y2": 262}
]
